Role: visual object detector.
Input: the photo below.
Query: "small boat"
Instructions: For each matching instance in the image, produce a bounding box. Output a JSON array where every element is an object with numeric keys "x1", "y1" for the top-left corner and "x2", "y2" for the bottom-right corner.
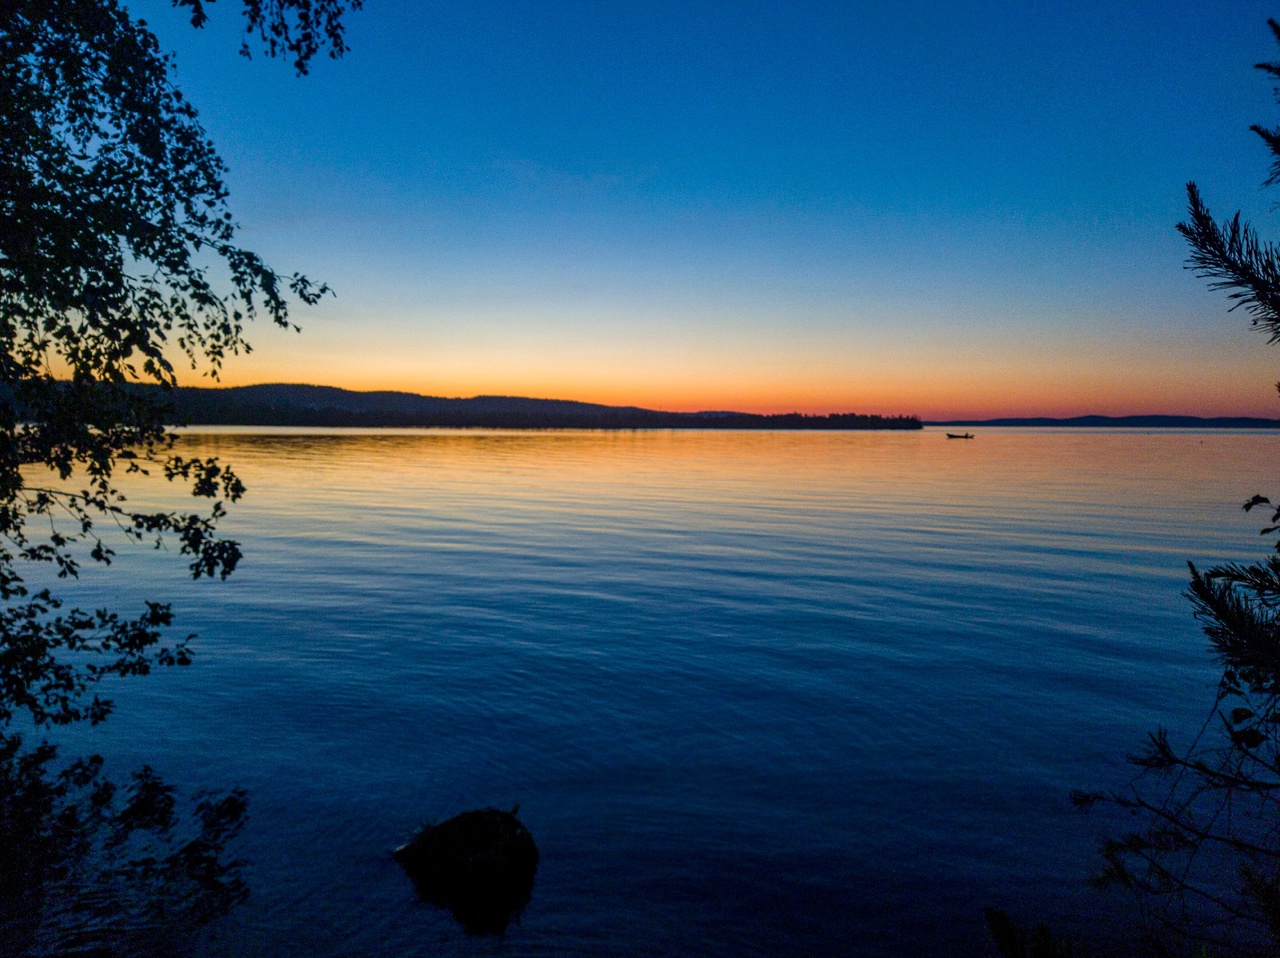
[{"x1": 946, "y1": 433, "x2": 974, "y2": 439}]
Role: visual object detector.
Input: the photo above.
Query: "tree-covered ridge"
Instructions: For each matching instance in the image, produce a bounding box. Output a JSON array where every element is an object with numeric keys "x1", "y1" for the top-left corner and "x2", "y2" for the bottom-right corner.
[{"x1": 159, "y1": 383, "x2": 924, "y2": 429}]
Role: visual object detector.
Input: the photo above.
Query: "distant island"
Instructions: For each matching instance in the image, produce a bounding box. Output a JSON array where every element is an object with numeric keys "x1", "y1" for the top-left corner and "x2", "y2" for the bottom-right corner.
[
  {"x1": 927, "y1": 414, "x2": 1280, "y2": 428},
  {"x1": 160, "y1": 384, "x2": 923, "y2": 430}
]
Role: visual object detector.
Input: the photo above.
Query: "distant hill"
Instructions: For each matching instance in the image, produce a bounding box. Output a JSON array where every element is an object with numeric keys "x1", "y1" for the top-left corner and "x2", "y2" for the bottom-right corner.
[
  {"x1": 926, "y1": 414, "x2": 1280, "y2": 428},
  {"x1": 161, "y1": 384, "x2": 923, "y2": 430}
]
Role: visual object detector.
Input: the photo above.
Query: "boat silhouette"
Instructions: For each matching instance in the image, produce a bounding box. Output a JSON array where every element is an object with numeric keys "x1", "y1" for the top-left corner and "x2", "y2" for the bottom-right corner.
[{"x1": 946, "y1": 433, "x2": 975, "y2": 439}]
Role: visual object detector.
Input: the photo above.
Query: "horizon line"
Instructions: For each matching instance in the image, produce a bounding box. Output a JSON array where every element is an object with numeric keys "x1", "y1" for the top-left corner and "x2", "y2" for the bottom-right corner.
[{"x1": 166, "y1": 381, "x2": 1280, "y2": 424}]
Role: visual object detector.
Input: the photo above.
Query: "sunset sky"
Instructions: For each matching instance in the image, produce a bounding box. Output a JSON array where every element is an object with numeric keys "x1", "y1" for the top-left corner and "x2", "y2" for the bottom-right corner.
[{"x1": 139, "y1": 0, "x2": 1280, "y2": 419}]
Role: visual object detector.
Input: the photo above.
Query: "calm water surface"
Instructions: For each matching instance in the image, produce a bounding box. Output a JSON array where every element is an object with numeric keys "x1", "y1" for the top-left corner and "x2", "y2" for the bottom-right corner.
[{"x1": 48, "y1": 428, "x2": 1279, "y2": 956}]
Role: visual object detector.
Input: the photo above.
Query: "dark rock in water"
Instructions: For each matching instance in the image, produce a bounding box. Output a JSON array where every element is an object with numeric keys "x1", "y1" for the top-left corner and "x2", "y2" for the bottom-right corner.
[{"x1": 394, "y1": 807, "x2": 538, "y2": 934}]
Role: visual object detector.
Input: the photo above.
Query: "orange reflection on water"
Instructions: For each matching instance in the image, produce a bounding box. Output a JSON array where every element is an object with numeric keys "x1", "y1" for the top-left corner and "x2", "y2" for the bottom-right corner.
[{"x1": 136, "y1": 428, "x2": 1278, "y2": 565}]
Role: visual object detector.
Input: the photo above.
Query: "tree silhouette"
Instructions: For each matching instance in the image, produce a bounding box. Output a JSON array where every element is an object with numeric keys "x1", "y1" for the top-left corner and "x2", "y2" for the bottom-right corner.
[
  {"x1": 1, "y1": 1, "x2": 358, "y2": 951},
  {"x1": 1063, "y1": 17, "x2": 1280, "y2": 958},
  {"x1": 0, "y1": 0, "x2": 365, "y2": 729}
]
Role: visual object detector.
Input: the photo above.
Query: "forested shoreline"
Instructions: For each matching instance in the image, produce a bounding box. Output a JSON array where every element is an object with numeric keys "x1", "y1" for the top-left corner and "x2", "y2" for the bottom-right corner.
[{"x1": 160, "y1": 384, "x2": 923, "y2": 430}]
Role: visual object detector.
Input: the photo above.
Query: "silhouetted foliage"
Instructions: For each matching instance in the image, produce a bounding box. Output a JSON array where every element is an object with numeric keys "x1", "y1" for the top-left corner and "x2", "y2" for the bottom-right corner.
[
  {"x1": 173, "y1": 0, "x2": 364, "y2": 74},
  {"x1": 0, "y1": 0, "x2": 361, "y2": 726},
  {"x1": 1176, "y1": 20, "x2": 1280, "y2": 351},
  {"x1": 1066, "y1": 17, "x2": 1280, "y2": 957},
  {"x1": 395, "y1": 807, "x2": 540, "y2": 935},
  {"x1": 1, "y1": 0, "x2": 357, "y2": 951},
  {"x1": 1069, "y1": 549, "x2": 1280, "y2": 955}
]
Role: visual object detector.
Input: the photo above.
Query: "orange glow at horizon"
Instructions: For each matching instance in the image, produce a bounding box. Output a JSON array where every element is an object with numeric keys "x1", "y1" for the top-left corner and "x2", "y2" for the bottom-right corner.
[
  {"x1": 206, "y1": 315, "x2": 1280, "y2": 421},
  {"x1": 210, "y1": 361, "x2": 1280, "y2": 422}
]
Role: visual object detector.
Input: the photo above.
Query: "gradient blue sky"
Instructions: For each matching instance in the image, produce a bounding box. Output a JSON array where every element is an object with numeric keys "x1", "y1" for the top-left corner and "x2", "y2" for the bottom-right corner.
[{"x1": 136, "y1": 0, "x2": 1280, "y2": 417}]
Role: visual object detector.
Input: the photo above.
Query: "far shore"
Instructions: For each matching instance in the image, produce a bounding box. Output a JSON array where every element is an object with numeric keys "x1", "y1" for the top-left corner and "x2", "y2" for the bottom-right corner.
[
  {"x1": 147, "y1": 383, "x2": 1280, "y2": 431},
  {"x1": 926, "y1": 414, "x2": 1280, "y2": 428}
]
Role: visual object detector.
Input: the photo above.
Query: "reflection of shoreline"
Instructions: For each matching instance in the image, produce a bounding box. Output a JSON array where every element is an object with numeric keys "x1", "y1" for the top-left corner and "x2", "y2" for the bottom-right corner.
[{"x1": 0, "y1": 731, "x2": 249, "y2": 957}]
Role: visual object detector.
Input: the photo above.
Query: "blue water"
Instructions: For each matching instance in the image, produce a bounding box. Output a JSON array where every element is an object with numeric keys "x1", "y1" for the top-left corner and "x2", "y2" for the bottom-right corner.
[{"x1": 41, "y1": 427, "x2": 1277, "y2": 955}]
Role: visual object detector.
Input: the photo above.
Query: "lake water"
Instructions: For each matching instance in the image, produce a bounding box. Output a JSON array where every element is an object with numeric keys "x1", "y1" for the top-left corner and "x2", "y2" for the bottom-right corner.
[{"x1": 42, "y1": 427, "x2": 1279, "y2": 956}]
